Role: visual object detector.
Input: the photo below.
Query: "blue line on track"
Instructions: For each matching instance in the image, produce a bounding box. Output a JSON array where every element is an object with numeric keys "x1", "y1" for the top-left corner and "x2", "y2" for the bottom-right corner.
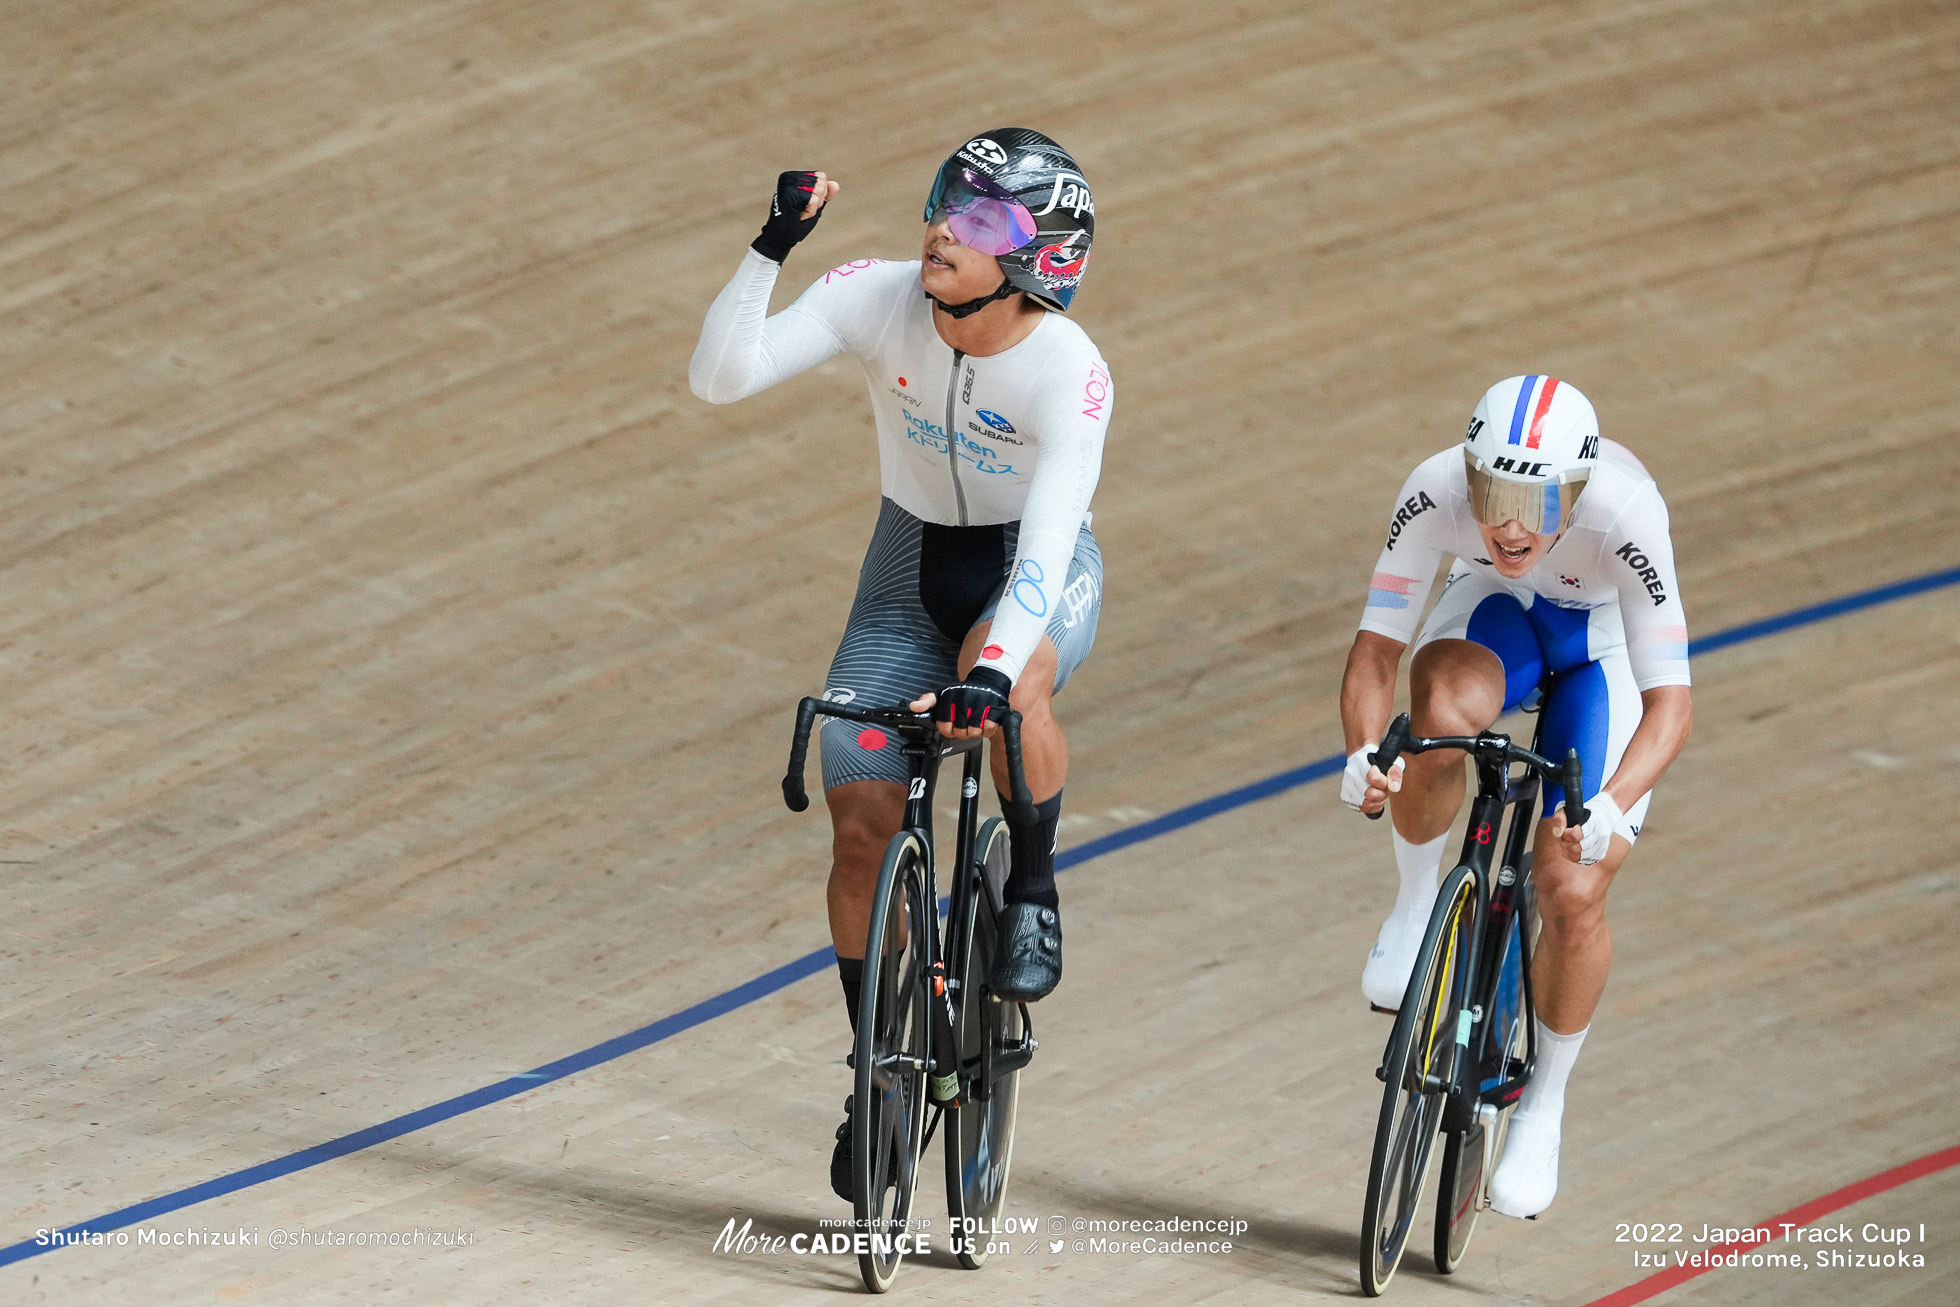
[{"x1": 5, "y1": 563, "x2": 1957, "y2": 1266}]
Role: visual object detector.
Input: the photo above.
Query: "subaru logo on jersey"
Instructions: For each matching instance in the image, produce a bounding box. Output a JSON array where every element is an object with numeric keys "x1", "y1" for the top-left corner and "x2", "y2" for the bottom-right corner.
[{"x1": 976, "y1": 409, "x2": 1016, "y2": 434}]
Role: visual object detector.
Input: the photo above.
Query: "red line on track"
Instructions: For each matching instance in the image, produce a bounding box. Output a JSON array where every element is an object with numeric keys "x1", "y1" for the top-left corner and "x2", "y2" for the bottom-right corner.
[{"x1": 1581, "y1": 1143, "x2": 1960, "y2": 1306}]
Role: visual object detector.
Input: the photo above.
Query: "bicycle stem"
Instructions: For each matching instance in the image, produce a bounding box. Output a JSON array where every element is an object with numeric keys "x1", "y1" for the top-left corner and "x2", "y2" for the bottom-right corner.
[{"x1": 1364, "y1": 712, "x2": 1592, "y2": 829}]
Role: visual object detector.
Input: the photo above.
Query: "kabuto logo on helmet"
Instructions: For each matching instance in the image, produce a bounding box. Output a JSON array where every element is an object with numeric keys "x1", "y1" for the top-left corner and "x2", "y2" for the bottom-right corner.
[
  {"x1": 925, "y1": 128, "x2": 1097, "y2": 312},
  {"x1": 960, "y1": 138, "x2": 1009, "y2": 168}
]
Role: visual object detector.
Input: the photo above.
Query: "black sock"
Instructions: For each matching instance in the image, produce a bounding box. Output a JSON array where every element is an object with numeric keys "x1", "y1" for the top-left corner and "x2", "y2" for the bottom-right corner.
[
  {"x1": 837, "y1": 956, "x2": 864, "y2": 1033},
  {"x1": 999, "y1": 789, "x2": 1063, "y2": 911}
]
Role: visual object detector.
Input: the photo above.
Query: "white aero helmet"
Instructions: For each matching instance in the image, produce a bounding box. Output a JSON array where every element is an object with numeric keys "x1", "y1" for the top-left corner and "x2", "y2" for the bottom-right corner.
[{"x1": 1462, "y1": 375, "x2": 1600, "y2": 535}]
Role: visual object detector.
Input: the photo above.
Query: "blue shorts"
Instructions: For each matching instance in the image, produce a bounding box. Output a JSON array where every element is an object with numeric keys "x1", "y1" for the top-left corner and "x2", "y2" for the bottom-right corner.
[
  {"x1": 818, "y1": 499, "x2": 1102, "y2": 791},
  {"x1": 1416, "y1": 568, "x2": 1651, "y2": 836}
]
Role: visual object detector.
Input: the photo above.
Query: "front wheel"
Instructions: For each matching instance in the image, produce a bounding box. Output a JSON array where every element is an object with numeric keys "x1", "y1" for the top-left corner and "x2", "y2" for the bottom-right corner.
[
  {"x1": 853, "y1": 830, "x2": 932, "y2": 1294},
  {"x1": 945, "y1": 818, "x2": 1023, "y2": 1269},
  {"x1": 1361, "y1": 864, "x2": 1475, "y2": 1297},
  {"x1": 1435, "y1": 858, "x2": 1533, "y2": 1273}
]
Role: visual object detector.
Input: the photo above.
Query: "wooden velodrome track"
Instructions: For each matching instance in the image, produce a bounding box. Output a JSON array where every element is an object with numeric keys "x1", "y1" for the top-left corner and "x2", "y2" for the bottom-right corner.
[{"x1": 2, "y1": 1, "x2": 1956, "y2": 1302}]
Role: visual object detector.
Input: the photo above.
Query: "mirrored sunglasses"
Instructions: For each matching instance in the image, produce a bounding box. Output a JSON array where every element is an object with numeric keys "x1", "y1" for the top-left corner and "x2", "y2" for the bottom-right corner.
[
  {"x1": 924, "y1": 166, "x2": 1038, "y2": 256},
  {"x1": 1464, "y1": 451, "x2": 1589, "y2": 535}
]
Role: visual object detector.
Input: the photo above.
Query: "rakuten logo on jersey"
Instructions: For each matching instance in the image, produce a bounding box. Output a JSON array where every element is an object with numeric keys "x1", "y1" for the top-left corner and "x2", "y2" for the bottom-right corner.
[
  {"x1": 1082, "y1": 363, "x2": 1111, "y2": 420},
  {"x1": 1615, "y1": 540, "x2": 1669, "y2": 606},
  {"x1": 902, "y1": 411, "x2": 950, "y2": 452},
  {"x1": 1383, "y1": 491, "x2": 1438, "y2": 551}
]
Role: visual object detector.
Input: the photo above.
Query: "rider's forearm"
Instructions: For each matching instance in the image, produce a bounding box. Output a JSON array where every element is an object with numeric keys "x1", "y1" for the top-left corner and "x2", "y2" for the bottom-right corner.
[
  {"x1": 688, "y1": 250, "x2": 842, "y2": 404},
  {"x1": 1602, "y1": 684, "x2": 1692, "y2": 811},
  {"x1": 1340, "y1": 631, "x2": 1406, "y2": 755}
]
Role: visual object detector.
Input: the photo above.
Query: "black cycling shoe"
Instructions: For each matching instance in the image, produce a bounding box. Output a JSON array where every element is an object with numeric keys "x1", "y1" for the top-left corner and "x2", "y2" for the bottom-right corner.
[
  {"x1": 829, "y1": 1096, "x2": 853, "y2": 1201},
  {"x1": 988, "y1": 902, "x2": 1062, "y2": 1002}
]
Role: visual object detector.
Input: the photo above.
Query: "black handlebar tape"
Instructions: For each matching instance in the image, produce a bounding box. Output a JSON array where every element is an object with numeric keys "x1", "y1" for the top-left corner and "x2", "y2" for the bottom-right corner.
[
  {"x1": 1562, "y1": 748, "x2": 1589, "y2": 829},
  {"x1": 1364, "y1": 712, "x2": 1414, "y2": 822},
  {"x1": 1000, "y1": 712, "x2": 1038, "y2": 825},
  {"x1": 783, "y1": 697, "x2": 819, "y2": 812}
]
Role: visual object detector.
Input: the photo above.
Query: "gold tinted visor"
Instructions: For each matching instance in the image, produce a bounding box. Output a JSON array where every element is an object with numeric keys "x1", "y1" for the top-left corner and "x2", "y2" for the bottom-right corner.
[{"x1": 1464, "y1": 450, "x2": 1589, "y2": 535}]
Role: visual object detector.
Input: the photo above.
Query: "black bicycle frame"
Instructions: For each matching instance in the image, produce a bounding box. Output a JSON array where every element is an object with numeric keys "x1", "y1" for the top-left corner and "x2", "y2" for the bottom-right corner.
[
  {"x1": 783, "y1": 698, "x2": 1038, "y2": 1100},
  {"x1": 1372, "y1": 713, "x2": 1586, "y2": 1126}
]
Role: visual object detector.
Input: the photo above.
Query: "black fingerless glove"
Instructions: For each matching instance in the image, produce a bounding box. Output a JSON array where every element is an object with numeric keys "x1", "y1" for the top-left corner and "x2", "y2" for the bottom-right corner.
[
  {"x1": 751, "y1": 170, "x2": 824, "y2": 263},
  {"x1": 934, "y1": 666, "x2": 1013, "y2": 731}
]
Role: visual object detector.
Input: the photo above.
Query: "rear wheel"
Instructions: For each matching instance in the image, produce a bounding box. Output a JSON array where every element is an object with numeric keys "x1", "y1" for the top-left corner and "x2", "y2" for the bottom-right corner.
[
  {"x1": 945, "y1": 819, "x2": 1022, "y2": 1269},
  {"x1": 853, "y1": 830, "x2": 931, "y2": 1294},
  {"x1": 1361, "y1": 864, "x2": 1475, "y2": 1297}
]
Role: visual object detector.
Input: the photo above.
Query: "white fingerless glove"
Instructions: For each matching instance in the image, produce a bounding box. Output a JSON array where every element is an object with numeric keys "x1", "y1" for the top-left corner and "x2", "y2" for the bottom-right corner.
[
  {"x1": 1341, "y1": 744, "x2": 1403, "y2": 812},
  {"x1": 1572, "y1": 790, "x2": 1632, "y2": 865}
]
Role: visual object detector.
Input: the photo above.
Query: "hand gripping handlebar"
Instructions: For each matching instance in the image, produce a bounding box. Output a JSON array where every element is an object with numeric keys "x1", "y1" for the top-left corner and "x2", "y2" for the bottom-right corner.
[
  {"x1": 782, "y1": 697, "x2": 1038, "y2": 825},
  {"x1": 1363, "y1": 712, "x2": 1590, "y2": 829}
]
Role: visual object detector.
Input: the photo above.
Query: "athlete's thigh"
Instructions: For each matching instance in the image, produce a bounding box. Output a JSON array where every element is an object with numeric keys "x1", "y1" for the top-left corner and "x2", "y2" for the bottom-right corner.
[
  {"x1": 819, "y1": 503, "x2": 962, "y2": 790},
  {"x1": 1537, "y1": 644, "x2": 1650, "y2": 834},
  {"x1": 1415, "y1": 568, "x2": 1546, "y2": 711},
  {"x1": 975, "y1": 520, "x2": 1103, "y2": 695}
]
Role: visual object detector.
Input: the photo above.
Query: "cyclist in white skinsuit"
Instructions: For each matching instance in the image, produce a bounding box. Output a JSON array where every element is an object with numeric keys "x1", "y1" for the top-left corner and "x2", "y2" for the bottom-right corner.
[
  {"x1": 690, "y1": 130, "x2": 1110, "y2": 1202},
  {"x1": 690, "y1": 248, "x2": 1108, "y2": 695},
  {"x1": 1338, "y1": 376, "x2": 1693, "y2": 1219}
]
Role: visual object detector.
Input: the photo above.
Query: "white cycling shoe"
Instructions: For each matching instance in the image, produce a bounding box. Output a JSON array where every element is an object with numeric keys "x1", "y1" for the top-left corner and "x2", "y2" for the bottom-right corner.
[
  {"x1": 1360, "y1": 911, "x2": 1428, "y2": 1011},
  {"x1": 1489, "y1": 1110, "x2": 1562, "y2": 1218}
]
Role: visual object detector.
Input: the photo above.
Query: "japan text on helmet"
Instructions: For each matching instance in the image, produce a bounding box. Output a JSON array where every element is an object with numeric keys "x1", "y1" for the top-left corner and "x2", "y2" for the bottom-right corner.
[
  {"x1": 1462, "y1": 375, "x2": 1601, "y2": 535},
  {"x1": 924, "y1": 128, "x2": 1095, "y2": 311}
]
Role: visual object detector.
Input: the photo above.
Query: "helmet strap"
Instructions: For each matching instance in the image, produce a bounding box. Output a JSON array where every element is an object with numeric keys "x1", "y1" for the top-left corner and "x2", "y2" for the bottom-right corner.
[{"x1": 926, "y1": 278, "x2": 1016, "y2": 320}]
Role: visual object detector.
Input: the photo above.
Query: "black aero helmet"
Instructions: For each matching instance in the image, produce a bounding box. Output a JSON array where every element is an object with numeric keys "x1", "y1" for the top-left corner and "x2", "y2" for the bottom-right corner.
[{"x1": 923, "y1": 128, "x2": 1095, "y2": 312}]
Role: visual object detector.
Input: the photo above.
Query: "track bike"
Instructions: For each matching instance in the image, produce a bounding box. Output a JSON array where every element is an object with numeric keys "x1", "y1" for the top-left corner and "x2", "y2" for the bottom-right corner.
[
  {"x1": 784, "y1": 698, "x2": 1040, "y2": 1294},
  {"x1": 1358, "y1": 709, "x2": 1587, "y2": 1296}
]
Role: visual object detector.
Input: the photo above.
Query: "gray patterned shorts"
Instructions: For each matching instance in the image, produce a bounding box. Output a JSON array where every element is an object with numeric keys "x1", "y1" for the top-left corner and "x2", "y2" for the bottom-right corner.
[{"x1": 818, "y1": 498, "x2": 1102, "y2": 790}]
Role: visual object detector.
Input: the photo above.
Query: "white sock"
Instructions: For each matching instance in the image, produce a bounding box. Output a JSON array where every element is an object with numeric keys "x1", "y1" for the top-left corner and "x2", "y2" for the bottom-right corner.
[
  {"x1": 1389, "y1": 829, "x2": 1448, "y2": 921},
  {"x1": 1514, "y1": 1018, "x2": 1588, "y2": 1123}
]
